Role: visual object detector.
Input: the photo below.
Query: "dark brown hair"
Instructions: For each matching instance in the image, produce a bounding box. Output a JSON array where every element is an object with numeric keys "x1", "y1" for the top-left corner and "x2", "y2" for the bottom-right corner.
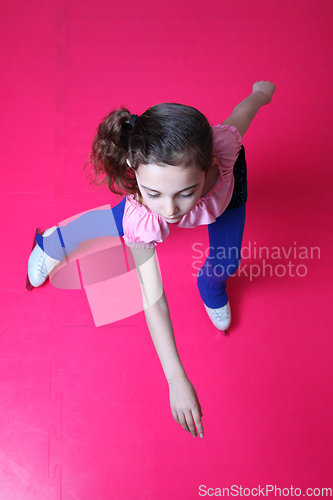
[{"x1": 86, "y1": 103, "x2": 213, "y2": 196}]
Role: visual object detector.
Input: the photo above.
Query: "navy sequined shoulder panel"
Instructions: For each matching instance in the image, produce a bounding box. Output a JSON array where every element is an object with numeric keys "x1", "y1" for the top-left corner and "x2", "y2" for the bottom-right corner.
[{"x1": 226, "y1": 145, "x2": 247, "y2": 210}]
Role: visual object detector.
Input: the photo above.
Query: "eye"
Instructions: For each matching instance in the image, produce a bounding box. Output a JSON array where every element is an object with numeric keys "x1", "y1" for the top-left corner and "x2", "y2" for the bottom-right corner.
[
  {"x1": 146, "y1": 192, "x2": 194, "y2": 199},
  {"x1": 180, "y1": 192, "x2": 194, "y2": 198}
]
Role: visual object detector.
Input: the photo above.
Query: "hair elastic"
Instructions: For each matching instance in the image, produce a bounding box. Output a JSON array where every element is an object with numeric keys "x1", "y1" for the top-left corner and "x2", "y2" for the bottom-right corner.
[{"x1": 129, "y1": 114, "x2": 138, "y2": 127}]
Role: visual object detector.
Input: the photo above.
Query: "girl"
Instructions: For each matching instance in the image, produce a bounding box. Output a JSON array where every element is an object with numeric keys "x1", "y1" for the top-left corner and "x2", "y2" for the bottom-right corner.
[{"x1": 27, "y1": 80, "x2": 276, "y2": 438}]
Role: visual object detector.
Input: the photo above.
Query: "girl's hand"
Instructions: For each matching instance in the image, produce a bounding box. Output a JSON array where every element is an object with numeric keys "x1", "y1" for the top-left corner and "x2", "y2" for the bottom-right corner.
[
  {"x1": 169, "y1": 374, "x2": 204, "y2": 438},
  {"x1": 252, "y1": 80, "x2": 276, "y2": 105}
]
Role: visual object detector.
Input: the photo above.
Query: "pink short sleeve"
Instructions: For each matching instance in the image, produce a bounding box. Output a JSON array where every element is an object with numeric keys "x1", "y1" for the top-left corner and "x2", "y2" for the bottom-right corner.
[
  {"x1": 122, "y1": 195, "x2": 170, "y2": 249},
  {"x1": 212, "y1": 124, "x2": 242, "y2": 176}
]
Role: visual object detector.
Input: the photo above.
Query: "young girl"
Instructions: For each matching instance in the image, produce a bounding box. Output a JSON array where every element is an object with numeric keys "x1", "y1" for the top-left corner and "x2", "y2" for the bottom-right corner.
[{"x1": 27, "y1": 80, "x2": 276, "y2": 439}]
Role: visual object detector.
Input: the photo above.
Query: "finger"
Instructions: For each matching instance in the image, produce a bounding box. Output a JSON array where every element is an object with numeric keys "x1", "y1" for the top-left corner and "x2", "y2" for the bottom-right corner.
[
  {"x1": 184, "y1": 411, "x2": 198, "y2": 437},
  {"x1": 173, "y1": 410, "x2": 191, "y2": 433},
  {"x1": 172, "y1": 409, "x2": 179, "y2": 423},
  {"x1": 191, "y1": 408, "x2": 204, "y2": 438},
  {"x1": 178, "y1": 414, "x2": 191, "y2": 433}
]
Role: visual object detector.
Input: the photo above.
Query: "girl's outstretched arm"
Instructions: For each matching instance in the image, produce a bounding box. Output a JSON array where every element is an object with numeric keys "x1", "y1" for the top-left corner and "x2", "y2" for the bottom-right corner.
[
  {"x1": 222, "y1": 80, "x2": 276, "y2": 137},
  {"x1": 129, "y1": 246, "x2": 204, "y2": 438}
]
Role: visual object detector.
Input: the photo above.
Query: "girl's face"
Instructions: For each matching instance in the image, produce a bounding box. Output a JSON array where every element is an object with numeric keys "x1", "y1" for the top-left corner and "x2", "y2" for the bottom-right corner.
[{"x1": 135, "y1": 163, "x2": 206, "y2": 223}]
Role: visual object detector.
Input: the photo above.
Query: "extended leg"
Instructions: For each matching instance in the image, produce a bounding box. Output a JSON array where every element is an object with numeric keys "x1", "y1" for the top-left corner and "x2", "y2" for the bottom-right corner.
[
  {"x1": 27, "y1": 197, "x2": 126, "y2": 288},
  {"x1": 36, "y1": 197, "x2": 126, "y2": 260}
]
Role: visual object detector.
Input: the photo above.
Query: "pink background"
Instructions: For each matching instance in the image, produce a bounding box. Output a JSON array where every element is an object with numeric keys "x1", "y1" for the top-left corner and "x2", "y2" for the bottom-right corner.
[{"x1": 1, "y1": 0, "x2": 333, "y2": 498}]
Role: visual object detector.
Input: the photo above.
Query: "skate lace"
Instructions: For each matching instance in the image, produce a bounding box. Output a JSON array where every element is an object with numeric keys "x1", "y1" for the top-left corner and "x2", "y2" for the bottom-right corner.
[
  {"x1": 212, "y1": 305, "x2": 230, "y2": 321},
  {"x1": 37, "y1": 253, "x2": 59, "y2": 277}
]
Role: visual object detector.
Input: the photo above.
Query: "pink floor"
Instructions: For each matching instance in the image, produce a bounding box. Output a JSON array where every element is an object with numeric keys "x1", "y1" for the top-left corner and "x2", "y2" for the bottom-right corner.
[{"x1": 1, "y1": 0, "x2": 333, "y2": 498}]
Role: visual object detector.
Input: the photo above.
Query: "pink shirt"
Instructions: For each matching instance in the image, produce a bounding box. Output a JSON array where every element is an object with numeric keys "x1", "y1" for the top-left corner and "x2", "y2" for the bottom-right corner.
[{"x1": 123, "y1": 124, "x2": 242, "y2": 249}]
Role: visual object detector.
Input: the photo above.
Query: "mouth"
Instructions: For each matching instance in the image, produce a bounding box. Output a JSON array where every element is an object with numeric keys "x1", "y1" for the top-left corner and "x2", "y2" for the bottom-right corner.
[{"x1": 164, "y1": 215, "x2": 181, "y2": 221}]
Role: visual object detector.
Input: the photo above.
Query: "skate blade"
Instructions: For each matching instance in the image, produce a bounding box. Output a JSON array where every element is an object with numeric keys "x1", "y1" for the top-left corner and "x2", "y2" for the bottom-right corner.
[
  {"x1": 26, "y1": 227, "x2": 41, "y2": 291},
  {"x1": 214, "y1": 329, "x2": 227, "y2": 339}
]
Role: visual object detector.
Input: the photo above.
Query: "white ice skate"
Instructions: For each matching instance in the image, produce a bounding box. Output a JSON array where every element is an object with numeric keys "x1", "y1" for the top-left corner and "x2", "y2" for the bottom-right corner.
[
  {"x1": 27, "y1": 227, "x2": 61, "y2": 289},
  {"x1": 204, "y1": 301, "x2": 231, "y2": 335}
]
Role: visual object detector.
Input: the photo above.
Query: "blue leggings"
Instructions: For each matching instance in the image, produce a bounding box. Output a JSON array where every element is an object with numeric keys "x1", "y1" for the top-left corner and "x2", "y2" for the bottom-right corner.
[
  {"x1": 36, "y1": 198, "x2": 127, "y2": 260},
  {"x1": 197, "y1": 204, "x2": 246, "y2": 308},
  {"x1": 36, "y1": 200, "x2": 246, "y2": 309}
]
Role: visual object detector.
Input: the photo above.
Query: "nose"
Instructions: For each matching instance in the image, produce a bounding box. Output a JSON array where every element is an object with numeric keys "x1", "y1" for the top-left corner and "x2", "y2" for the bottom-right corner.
[{"x1": 163, "y1": 199, "x2": 179, "y2": 217}]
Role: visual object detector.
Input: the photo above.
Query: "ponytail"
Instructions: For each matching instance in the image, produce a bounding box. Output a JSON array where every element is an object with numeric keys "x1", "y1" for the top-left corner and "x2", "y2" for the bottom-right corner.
[{"x1": 86, "y1": 108, "x2": 139, "y2": 196}]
